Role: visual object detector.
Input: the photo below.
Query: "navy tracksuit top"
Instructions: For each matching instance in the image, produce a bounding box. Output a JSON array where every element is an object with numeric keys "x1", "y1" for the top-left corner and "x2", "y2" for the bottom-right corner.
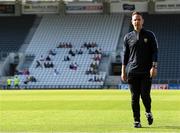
[{"x1": 122, "y1": 28, "x2": 158, "y2": 75}]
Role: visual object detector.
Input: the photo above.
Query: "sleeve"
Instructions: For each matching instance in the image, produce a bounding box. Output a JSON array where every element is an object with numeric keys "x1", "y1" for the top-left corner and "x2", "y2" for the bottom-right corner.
[
  {"x1": 151, "y1": 32, "x2": 158, "y2": 63},
  {"x1": 122, "y1": 34, "x2": 130, "y2": 66}
]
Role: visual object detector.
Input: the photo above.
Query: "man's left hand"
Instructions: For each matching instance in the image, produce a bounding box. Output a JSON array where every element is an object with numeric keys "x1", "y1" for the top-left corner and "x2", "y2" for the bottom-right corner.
[{"x1": 150, "y1": 67, "x2": 157, "y2": 78}]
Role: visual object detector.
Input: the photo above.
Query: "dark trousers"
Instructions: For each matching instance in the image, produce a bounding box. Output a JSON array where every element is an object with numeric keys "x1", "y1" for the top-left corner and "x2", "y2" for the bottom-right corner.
[{"x1": 128, "y1": 74, "x2": 152, "y2": 122}]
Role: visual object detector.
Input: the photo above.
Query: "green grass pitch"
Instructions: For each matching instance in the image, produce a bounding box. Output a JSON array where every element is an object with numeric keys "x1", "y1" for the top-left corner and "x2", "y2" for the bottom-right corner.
[{"x1": 0, "y1": 90, "x2": 180, "y2": 133}]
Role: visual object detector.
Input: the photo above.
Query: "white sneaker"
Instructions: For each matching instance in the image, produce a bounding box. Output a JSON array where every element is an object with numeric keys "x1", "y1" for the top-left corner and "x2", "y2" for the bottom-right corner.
[
  {"x1": 134, "y1": 121, "x2": 142, "y2": 128},
  {"x1": 146, "y1": 112, "x2": 153, "y2": 125}
]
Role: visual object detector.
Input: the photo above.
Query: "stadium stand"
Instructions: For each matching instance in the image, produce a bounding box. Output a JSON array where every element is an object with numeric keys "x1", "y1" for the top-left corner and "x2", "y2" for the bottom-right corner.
[
  {"x1": 142, "y1": 14, "x2": 180, "y2": 84},
  {"x1": 16, "y1": 14, "x2": 124, "y2": 88},
  {"x1": 1, "y1": 12, "x2": 180, "y2": 89}
]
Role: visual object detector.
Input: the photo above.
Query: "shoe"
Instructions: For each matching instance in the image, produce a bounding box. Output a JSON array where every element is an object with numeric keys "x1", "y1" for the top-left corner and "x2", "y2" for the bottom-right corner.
[
  {"x1": 146, "y1": 112, "x2": 153, "y2": 125},
  {"x1": 134, "y1": 121, "x2": 142, "y2": 128}
]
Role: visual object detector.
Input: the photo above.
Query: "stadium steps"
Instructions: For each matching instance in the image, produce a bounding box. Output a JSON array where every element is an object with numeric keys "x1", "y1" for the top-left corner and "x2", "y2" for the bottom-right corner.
[
  {"x1": 98, "y1": 55, "x2": 111, "y2": 75},
  {"x1": 17, "y1": 55, "x2": 35, "y2": 71},
  {"x1": 116, "y1": 14, "x2": 131, "y2": 55},
  {"x1": 19, "y1": 15, "x2": 42, "y2": 53}
]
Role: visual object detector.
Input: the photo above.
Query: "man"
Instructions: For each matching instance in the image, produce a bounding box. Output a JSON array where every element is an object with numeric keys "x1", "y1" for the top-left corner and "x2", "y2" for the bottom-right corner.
[
  {"x1": 14, "y1": 76, "x2": 20, "y2": 89},
  {"x1": 121, "y1": 12, "x2": 158, "y2": 128},
  {"x1": 7, "y1": 78, "x2": 11, "y2": 89}
]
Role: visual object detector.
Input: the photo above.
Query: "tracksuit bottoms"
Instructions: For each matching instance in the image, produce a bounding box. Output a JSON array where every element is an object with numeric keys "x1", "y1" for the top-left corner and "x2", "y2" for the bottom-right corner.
[{"x1": 128, "y1": 74, "x2": 152, "y2": 122}]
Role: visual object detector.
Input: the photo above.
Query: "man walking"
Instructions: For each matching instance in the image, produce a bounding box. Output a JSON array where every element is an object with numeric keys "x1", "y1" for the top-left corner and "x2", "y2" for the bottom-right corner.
[{"x1": 121, "y1": 12, "x2": 158, "y2": 128}]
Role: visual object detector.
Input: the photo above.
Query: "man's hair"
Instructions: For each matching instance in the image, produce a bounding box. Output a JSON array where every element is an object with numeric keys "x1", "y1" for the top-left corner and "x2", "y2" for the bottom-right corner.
[{"x1": 132, "y1": 11, "x2": 143, "y2": 17}]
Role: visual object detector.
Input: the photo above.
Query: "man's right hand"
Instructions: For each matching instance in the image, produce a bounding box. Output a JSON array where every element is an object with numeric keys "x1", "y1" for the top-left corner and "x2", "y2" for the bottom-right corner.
[
  {"x1": 121, "y1": 65, "x2": 127, "y2": 82},
  {"x1": 121, "y1": 72, "x2": 127, "y2": 82}
]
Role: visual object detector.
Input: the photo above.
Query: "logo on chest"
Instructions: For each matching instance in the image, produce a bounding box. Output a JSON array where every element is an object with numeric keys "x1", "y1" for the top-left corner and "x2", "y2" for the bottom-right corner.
[{"x1": 144, "y1": 38, "x2": 148, "y2": 43}]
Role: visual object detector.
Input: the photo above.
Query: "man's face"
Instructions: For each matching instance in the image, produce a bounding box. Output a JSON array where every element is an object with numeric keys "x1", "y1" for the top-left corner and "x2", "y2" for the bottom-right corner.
[{"x1": 131, "y1": 14, "x2": 144, "y2": 32}]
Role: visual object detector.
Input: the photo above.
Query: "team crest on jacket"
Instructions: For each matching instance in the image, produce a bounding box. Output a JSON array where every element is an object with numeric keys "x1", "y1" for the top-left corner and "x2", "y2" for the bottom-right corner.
[{"x1": 144, "y1": 38, "x2": 148, "y2": 43}]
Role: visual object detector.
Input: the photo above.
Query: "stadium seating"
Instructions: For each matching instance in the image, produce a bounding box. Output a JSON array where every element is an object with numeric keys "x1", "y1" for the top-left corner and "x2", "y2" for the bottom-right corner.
[
  {"x1": 19, "y1": 14, "x2": 124, "y2": 88},
  {"x1": 142, "y1": 14, "x2": 180, "y2": 83},
  {"x1": 2, "y1": 13, "x2": 179, "y2": 88},
  {"x1": 0, "y1": 15, "x2": 36, "y2": 53},
  {"x1": 26, "y1": 14, "x2": 124, "y2": 55}
]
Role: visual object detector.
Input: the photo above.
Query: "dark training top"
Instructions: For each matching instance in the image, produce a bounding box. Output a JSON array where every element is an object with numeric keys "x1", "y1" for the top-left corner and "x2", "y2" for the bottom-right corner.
[{"x1": 122, "y1": 28, "x2": 158, "y2": 75}]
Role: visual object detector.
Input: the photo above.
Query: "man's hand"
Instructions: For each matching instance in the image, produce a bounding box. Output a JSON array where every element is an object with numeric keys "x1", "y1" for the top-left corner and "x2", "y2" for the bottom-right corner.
[
  {"x1": 121, "y1": 65, "x2": 127, "y2": 82},
  {"x1": 121, "y1": 72, "x2": 127, "y2": 82},
  {"x1": 150, "y1": 67, "x2": 157, "y2": 78}
]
